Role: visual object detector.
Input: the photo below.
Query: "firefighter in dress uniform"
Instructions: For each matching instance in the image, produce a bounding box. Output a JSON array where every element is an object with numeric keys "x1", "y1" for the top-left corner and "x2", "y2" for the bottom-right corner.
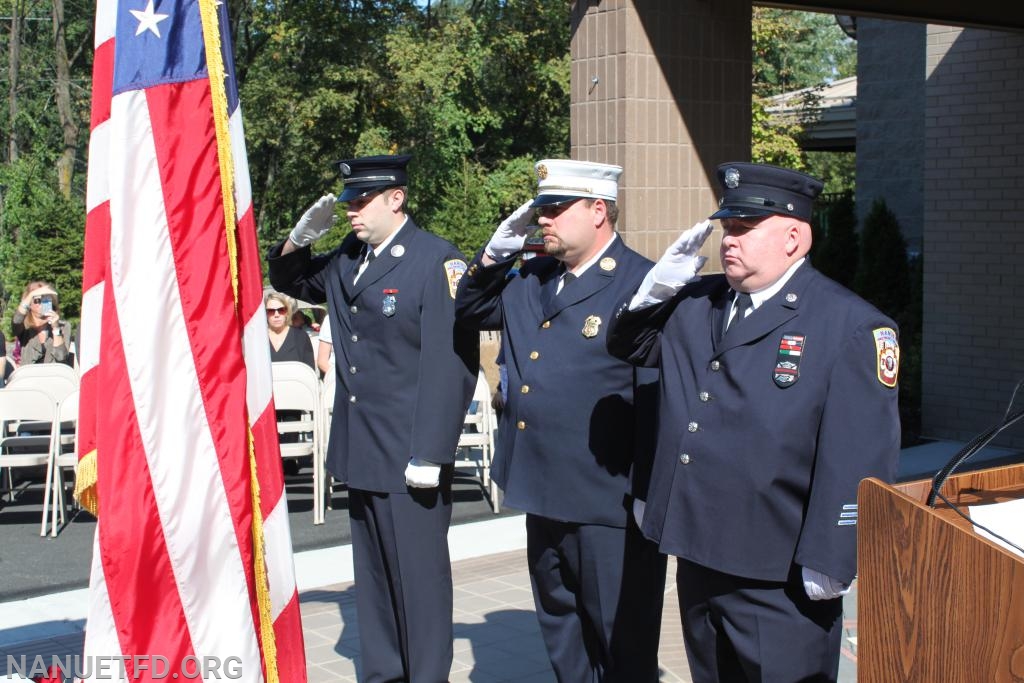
[
  {"x1": 456, "y1": 159, "x2": 667, "y2": 682},
  {"x1": 267, "y1": 154, "x2": 478, "y2": 683},
  {"x1": 606, "y1": 162, "x2": 901, "y2": 682}
]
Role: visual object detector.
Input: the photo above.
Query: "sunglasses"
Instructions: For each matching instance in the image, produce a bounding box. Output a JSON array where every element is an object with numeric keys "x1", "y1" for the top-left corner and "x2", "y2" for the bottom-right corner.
[
  {"x1": 31, "y1": 296, "x2": 54, "y2": 305},
  {"x1": 535, "y1": 199, "x2": 581, "y2": 219},
  {"x1": 266, "y1": 306, "x2": 287, "y2": 316}
]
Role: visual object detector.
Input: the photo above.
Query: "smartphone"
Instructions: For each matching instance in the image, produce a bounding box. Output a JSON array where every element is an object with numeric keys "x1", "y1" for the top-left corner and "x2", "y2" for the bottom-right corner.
[{"x1": 40, "y1": 299, "x2": 53, "y2": 316}]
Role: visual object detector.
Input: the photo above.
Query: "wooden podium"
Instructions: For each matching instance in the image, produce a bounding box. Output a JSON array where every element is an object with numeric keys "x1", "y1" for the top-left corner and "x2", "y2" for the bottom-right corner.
[{"x1": 858, "y1": 462, "x2": 1024, "y2": 681}]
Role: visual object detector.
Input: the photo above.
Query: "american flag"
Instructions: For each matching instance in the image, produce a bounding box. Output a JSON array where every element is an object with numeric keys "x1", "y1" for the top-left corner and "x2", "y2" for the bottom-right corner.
[{"x1": 75, "y1": 0, "x2": 306, "y2": 679}]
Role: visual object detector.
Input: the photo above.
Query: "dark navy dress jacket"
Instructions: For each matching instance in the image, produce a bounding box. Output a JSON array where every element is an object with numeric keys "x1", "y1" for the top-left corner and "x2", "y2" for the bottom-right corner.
[
  {"x1": 607, "y1": 263, "x2": 900, "y2": 583},
  {"x1": 456, "y1": 237, "x2": 658, "y2": 528},
  {"x1": 268, "y1": 219, "x2": 478, "y2": 493}
]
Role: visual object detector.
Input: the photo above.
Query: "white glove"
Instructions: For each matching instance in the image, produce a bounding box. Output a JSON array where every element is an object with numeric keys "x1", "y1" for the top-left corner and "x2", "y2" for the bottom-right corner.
[
  {"x1": 801, "y1": 566, "x2": 851, "y2": 601},
  {"x1": 288, "y1": 194, "x2": 337, "y2": 247},
  {"x1": 629, "y1": 220, "x2": 713, "y2": 310},
  {"x1": 484, "y1": 200, "x2": 535, "y2": 260},
  {"x1": 404, "y1": 457, "x2": 442, "y2": 488},
  {"x1": 632, "y1": 498, "x2": 646, "y2": 528}
]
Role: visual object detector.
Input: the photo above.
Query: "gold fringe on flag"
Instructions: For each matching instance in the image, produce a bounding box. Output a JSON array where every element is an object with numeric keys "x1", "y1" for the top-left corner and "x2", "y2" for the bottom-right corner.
[
  {"x1": 74, "y1": 449, "x2": 99, "y2": 516},
  {"x1": 196, "y1": 2, "x2": 280, "y2": 681}
]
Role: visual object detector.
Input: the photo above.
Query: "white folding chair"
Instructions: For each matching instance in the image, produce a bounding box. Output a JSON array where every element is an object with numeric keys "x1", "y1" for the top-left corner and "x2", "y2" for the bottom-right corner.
[
  {"x1": 42, "y1": 388, "x2": 79, "y2": 537},
  {"x1": 455, "y1": 369, "x2": 500, "y2": 513},
  {"x1": 8, "y1": 362, "x2": 79, "y2": 385},
  {"x1": 0, "y1": 388, "x2": 59, "y2": 530},
  {"x1": 271, "y1": 362, "x2": 324, "y2": 524},
  {"x1": 7, "y1": 366, "x2": 78, "y2": 404}
]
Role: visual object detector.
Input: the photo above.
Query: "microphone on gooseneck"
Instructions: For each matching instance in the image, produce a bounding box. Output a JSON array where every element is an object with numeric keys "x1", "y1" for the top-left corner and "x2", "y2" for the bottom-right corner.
[{"x1": 926, "y1": 379, "x2": 1024, "y2": 555}]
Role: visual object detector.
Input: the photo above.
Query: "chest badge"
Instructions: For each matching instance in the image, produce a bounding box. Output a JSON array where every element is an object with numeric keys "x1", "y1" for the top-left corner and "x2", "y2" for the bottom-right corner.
[
  {"x1": 382, "y1": 289, "x2": 398, "y2": 317},
  {"x1": 773, "y1": 332, "x2": 806, "y2": 387},
  {"x1": 582, "y1": 315, "x2": 602, "y2": 338}
]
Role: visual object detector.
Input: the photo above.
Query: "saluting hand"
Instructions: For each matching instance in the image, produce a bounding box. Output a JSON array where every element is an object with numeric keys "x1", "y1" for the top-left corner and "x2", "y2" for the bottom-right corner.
[
  {"x1": 484, "y1": 200, "x2": 535, "y2": 261},
  {"x1": 629, "y1": 220, "x2": 713, "y2": 310},
  {"x1": 651, "y1": 220, "x2": 713, "y2": 287},
  {"x1": 289, "y1": 194, "x2": 337, "y2": 248}
]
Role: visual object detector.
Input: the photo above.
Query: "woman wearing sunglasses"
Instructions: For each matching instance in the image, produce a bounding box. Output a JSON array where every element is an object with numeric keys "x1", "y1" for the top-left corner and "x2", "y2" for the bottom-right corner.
[
  {"x1": 265, "y1": 291, "x2": 315, "y2": 369},
  {"x1": 12, "y1": 280, "x2": 72, "y2": 366}
]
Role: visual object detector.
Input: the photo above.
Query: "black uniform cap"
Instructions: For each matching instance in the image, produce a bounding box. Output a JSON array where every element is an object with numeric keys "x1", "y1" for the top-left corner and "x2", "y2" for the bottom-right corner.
[
  {"x1": 709, "y1": 162, "x2": 824, "y2": 222},
  {"x1": 336, "y1": 154, "x2": 412, "y2": 202}
]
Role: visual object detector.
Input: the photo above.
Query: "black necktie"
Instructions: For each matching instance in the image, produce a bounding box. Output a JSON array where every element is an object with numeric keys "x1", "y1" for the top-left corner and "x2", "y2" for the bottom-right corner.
[
  {"x1": 559, "y1": 271, "x2": 576, "y2": 295},
  {"x1": 354, "y1": 248, "x2": 374, "y2": 283},
  {"x1": 727, "y1": 292, "x2": 752, "y2": 332}
]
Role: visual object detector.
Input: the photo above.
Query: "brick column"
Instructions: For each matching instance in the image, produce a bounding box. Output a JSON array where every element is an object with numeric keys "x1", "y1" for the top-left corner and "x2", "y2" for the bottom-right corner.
[{"x1": 570, "y1": 0, "x2": 751, "y2": 262}]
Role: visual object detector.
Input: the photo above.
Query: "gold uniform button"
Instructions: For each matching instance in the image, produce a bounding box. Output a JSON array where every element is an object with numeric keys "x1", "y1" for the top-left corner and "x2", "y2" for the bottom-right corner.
[
  {"x1": 542, "y1": 321, "x2": 551, "y2": 329},
  {"x1": 699, "y1": 391, "x2": 710, "y2": 402},
  {"x1": 688, "y1": 422, "x2": 699, "y2": 433},
  {"x1": 529, "y1": 351, "x2": 540, "y2": 360},
  {"x1": 517, "y1": 420, "x2": 527, "y2": 430},
  {"x1": 521, "y1": 385, "x2": 530, "y2": 394},
  {"x1": 350, "y1": 305, "x2": 358, "y2": 313},
  {"x1": 679, "y1": 453, "x2": 691, "y2": 465}
]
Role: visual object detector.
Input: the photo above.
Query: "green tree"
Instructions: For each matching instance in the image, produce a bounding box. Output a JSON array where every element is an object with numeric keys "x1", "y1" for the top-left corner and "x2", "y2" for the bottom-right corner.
[
  {"x1": 809, "y1": 191, "x2": 857, "y2": 288},
  {"x1": 752, "y1": 8, "x2": 856, "y2": 99},
  {"x1": 751, "y1": 9, "x2": 856, "y2": 187},
  {"x1": 0, "y1": 157, "x2": 85, "y2": 326},
  {"x1": 854, "y1": 199, "x2": 910, "y2": 320}
]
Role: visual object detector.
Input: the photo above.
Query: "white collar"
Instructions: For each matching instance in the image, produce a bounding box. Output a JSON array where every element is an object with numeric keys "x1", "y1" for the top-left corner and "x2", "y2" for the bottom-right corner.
[
  {"x1": 565, "y1": 233, "x2": 618, "y2": 279},
  {"x1": 744, "y1": 257, "x2": 805, "y2": 310},
  {"x1": 368, "y1": 216, "x2": 408, "y2": 257}
]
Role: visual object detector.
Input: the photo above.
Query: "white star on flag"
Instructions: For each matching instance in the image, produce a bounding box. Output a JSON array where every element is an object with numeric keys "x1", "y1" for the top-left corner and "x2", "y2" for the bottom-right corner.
[{"x1": 130, "y1": 0, "x2": 169, "y2": 38}]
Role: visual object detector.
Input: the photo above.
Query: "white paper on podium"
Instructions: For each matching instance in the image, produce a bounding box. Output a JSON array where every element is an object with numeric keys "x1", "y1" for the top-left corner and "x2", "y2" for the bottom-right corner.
[{"x1": 969, "y1": 497, "x2": 1024, "y2": 558}]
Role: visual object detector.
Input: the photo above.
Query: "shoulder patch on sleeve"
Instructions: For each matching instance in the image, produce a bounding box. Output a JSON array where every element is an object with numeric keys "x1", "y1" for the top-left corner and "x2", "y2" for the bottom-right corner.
[
  {"x1": 444, "y1": 259, "x2": 468, "y2": 299},
  {"x1": 873, "y1": 327, "x2": 899, "y2": 388}
]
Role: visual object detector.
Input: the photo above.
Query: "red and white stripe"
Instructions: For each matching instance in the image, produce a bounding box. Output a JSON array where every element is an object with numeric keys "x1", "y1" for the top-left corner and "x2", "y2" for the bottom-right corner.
[{"x1": 78, "y1": 0, "x2": 305, "y2": 680}]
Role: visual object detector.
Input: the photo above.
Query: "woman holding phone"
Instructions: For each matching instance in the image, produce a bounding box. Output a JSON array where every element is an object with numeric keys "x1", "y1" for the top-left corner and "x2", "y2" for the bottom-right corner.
[{"x1": 12, "y1": 280, "x2": 72, "y2": 365}]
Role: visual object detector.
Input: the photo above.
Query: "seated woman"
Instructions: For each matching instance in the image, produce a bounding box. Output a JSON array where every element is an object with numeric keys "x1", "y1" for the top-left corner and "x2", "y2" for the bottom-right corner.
[
  {"x1": 267, "y1": 291, "x2": 314, "y2": 368},
  {"x1": 12, "y1": 281, "x2": 73, "y2": 366},
  {"x1": 266, "y1": 291, "x2": 314, "y2": 472}
]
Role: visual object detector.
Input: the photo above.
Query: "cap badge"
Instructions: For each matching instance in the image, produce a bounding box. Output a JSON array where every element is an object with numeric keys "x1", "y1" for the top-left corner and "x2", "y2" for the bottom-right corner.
[
  {"x1": 786, "y1": 203, "x2": 795, "y2": 212},
  {"x1": 390, "y1": 245, "x2": 405, "y2": 258},
  {"x1": 582, "y1": 315, "x2": 602, "y2": 339},
  {"x1": 537, "y1": 164, "x2": 548, "y2": 180},
  {"x1": 724, "y1": 167, "x2": 741, "y2": 189},
  {"x1": 599, "y1": 257, "x2": 616, "y2": 271},
  {"x1": 773, "y1": 332, "x2": 805, "y2": 388},
  {"x1": 339, "y1": 163, "x2": 351, "y2": 176}
]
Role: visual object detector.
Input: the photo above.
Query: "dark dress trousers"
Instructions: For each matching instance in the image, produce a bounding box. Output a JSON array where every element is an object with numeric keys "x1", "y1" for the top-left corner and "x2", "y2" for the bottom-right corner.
[
  {"x1": 455, "y1": 236, "x2": 666, "y2": 682},
  {"x1": 607, "y1": 262, "x2": 900, "y2": 682},
  {"x1": 269, "y1": 218, "x2": 477, "y2": 683}
]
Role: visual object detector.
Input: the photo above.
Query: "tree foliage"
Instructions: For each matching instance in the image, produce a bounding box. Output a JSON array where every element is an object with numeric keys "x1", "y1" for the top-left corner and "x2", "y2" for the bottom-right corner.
[
  {"x1": 751, "y1": 8, "x2": 856, "y2": 184},
  {"x1": 233, "y1": 0, "x2": 569, "y2": 257}
]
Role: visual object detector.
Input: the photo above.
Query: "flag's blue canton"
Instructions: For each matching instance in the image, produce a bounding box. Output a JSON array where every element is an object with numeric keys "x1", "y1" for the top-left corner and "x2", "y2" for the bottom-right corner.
[{"x1": 114, "y1": 0, "x2": 207, "y2": 95}]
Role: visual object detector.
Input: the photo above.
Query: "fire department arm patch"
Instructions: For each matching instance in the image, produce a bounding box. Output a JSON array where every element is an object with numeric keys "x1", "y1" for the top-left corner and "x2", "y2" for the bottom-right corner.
[
  {"x1": 444, "y1": 259, "x2": 468, "y2": 299},
  {"x1": 873, "y1": 327, "x2": 900, "y2": 388}
]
